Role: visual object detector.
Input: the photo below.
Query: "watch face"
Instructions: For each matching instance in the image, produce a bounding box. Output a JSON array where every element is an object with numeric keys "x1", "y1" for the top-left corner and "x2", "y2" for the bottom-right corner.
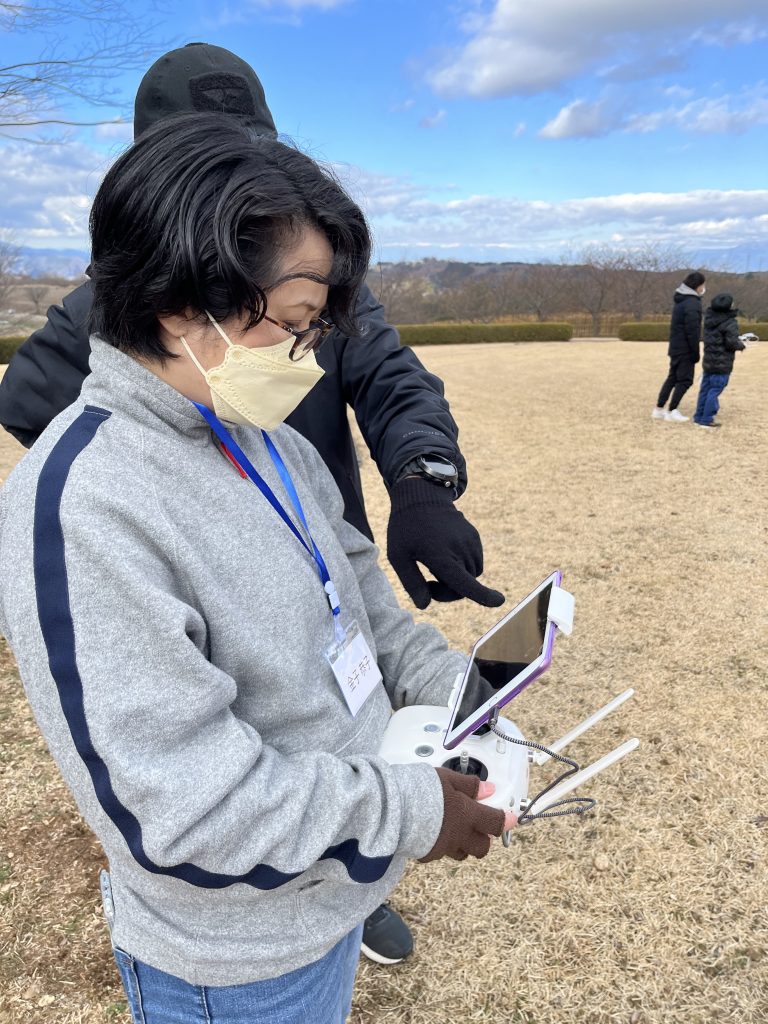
[{"x1": 419, "y1": 456, "x2": 457, "y2": 482}]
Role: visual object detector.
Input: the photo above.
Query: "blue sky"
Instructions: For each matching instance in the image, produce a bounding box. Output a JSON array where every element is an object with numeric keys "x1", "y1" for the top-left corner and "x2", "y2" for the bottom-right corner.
[{"x1": 2, "y1": 0, "x2": 768, "y2": 267}]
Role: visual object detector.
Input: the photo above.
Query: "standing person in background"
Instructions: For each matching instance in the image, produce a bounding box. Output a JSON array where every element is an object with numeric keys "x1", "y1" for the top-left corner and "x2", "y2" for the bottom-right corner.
[
  {"x1": 0, "y1": 44, "x2": 506, "y2": 967},
  {"x1": 652, "y1": 271, "x2": 706, "y2": 423},
  {"x1": 693, "y1": 293, "x2": 753, "y2": 430}
]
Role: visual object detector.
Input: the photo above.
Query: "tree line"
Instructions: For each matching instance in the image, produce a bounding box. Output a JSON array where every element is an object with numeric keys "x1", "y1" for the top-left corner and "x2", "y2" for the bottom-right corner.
[
  {"x1": 3, "y1": 240, "x2": 767, "y2": 338},
  {"x1": 366, "y1": 245, "x2": 768, "y2": 335}
]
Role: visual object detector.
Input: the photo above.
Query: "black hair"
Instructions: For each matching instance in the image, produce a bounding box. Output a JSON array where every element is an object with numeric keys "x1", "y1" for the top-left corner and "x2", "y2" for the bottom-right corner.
[
  {"x1": 682, "y1": 271, "x2": 706, "y2": 289},
  {"x1": 89, "y1": 112, "x2": 371, "y2": 360}
]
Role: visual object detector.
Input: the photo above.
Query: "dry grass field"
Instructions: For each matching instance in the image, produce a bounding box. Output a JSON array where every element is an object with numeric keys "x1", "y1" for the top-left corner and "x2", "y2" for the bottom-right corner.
[{"x1": 1, "y1": 341, "x2": 766, "y2": 1024}]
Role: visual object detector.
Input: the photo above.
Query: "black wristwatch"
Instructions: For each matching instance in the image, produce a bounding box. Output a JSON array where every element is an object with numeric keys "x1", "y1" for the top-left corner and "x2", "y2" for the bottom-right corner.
[{"x1": 396, "y1": 453, "x2": 459, "y2": 496}]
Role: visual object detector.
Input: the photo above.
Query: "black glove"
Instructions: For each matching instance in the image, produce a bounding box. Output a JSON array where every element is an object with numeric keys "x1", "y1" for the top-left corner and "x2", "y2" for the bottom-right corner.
[{"x1": 387, "y1": 477, "x2": 505, "y2": 610}]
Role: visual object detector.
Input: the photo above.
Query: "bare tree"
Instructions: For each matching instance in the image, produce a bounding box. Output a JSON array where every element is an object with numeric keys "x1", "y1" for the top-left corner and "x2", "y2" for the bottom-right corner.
[
  {"x1": 366, "y1": 262, "x2": 432, "y2": 324},
  {"x1": 612, "y1": 243, "x2": 690, "y2": 318},
  {"x1": 439, "y1": 276, "x2": 502, "y2": 323},
  {"x1": 0, "y1": 238, "x2": 20, "y2": 312},
  {"x1": 1, "y1": 1, "x2": 161, "y2": 140},
  {"x1": 26, "y1": 283, "x2": 51, "y2": 315},
  {"x1": 483, "y1": 269, "x2": 528, "y2": 320},
  {"x1": 568, "y1": 246, "x2": 623, "y2": 336},
  {"x1": 516, "y1": 262, "x2": 575, "y2": 322},
  {"x1": 734, "y1": 272, "x2": 768, "y2": 320}
]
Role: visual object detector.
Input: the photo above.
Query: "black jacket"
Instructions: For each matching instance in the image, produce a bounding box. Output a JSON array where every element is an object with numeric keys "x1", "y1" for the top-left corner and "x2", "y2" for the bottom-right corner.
[
  {"x1": 668, "y1": 289, "x2": 702, "y2": 363},
  {"x1": 0, "y1": 281, "x2": 465, "y2": 539},
  {"x1": 702, "y1": 309, "x2": 745, "y2": 375}
]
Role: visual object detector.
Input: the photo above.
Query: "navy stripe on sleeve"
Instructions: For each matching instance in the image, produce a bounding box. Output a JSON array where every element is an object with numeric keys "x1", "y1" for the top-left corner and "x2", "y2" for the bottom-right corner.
[{"x1": 33, "y1": 406, "x2": 393, "y2": 890}]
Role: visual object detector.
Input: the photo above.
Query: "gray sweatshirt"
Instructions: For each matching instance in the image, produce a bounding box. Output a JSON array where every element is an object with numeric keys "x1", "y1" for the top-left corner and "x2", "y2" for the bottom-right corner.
[{"x1": 0, "y1": 339, "x2": 467, "y2": 985}]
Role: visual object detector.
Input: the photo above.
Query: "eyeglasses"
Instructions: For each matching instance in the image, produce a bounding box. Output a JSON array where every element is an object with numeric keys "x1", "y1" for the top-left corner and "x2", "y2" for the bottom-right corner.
[{"x1": 263, "y1": 315, "x2": 334, "y2": 362}]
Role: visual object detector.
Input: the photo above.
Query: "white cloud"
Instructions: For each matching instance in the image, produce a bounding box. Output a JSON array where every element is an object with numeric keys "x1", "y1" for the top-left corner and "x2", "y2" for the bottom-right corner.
[
  {"x1": 331, "y1": 165, "x2": 430, "y2": 219},
  {"x1": 625, "y1": 87, "x2": 768, "y2": 135},
  {"x1": 539, "y1": 99, "x2": 620, "y2": 139},
  {"x1": 94, "y1": 121, "x2": 134, "y2": 141},
  {"x1": 513, "y1": 122, "x2": 526, "y2": 137},
  {"x1": 623, "y1": 111, "x2": 666, "y2": 135},
  {"x1": 663, "y1": 85, "x2": 695, "y2": 99},
  {"x1": 693, "y1": 21, "x2": 768, "y2": 46},
  {"x1": 537, "y1": 84, "x2": 768, "y2": 138},
  {"x1": 428, "y1": 0, "x2": 767, "y2": 97},
  {"x1": 5, "y1": 140, "x2": 768, "y2": 265},
  {"x1": 683, "y1": 93, "x2": 768, "y2": 133},
  {"x1": 599, "y1": 54, "x2": 686, "y2": 84},
  {"x1": 343, "y1": 170, "x2": 768, "y2": 262},
  {"x1": 420, "y1": 109, "x2": 447, "y2": 129},
  {"x1": 0, "y1": 142, "x2": 108, "y2": 247}
]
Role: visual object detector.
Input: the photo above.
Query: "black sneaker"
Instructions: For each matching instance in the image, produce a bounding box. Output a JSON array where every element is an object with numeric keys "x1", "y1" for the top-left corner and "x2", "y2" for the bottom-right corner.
[{"x1": 360, "y1": 903, "x2": 413, "y2": 964}]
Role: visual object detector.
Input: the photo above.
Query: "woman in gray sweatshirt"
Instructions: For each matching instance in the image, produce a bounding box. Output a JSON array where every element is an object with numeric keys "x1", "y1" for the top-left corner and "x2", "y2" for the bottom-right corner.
[{"x1": 0, "y1": 114, "x2": 511, "y2": 1023}]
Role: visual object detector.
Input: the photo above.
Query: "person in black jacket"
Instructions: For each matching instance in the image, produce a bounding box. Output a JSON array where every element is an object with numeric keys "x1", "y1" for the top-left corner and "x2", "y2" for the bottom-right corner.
[
  {"x1": 0, "y1": 43, "x2": 503, "y2": 610},
  {"x1": 693, "y1": 293, "x2": 750, "y2": 429},
  {"x1": 0, "y1": 42, "x2": 505, "y2": 967},
  {"x1": 652, "y1": 271, "x2": 706, "y2": 423}
]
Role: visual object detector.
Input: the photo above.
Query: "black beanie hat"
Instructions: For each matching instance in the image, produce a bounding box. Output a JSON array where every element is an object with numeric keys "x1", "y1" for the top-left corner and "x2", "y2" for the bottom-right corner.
[
  {"x1": 133, "y1": 43, "x2": 277, "y2": 139},
  {"x1": 682, "y1": 271, "x2": 706, "y2": 290},
  {"x1": 710, "y1": 293, "x2": 739, "y2": 315}
]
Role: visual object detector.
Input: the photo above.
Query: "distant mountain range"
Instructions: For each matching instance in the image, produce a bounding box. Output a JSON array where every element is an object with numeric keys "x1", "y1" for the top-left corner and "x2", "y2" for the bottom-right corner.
[
  {"x1": 15, "y1": 247, "x2": 90, "y2": 279},
  {"x1": 12, "y1": 243, "x2": 768, "y2": 281}
]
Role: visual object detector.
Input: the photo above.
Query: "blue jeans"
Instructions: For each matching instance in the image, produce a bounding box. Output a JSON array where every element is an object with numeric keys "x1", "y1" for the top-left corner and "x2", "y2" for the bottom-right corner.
[
  {"x1": 694, "y1": 373, "x2": 729, "y2": 425},
  {"x1": 113, "y1": 925, "x2": 364, "y2": 1024}
]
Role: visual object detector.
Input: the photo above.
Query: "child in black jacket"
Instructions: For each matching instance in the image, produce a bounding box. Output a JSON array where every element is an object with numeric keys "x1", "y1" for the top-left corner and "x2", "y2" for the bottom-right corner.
[{"x1": 693, "y1": 293, "x2": 756, "y2": 429}]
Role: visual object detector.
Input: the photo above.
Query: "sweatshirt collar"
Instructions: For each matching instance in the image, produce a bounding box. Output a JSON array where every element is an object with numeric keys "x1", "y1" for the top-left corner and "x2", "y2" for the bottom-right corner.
[
  {"x1": 83, "y1": 337, "x2": 212, "y2": 440},
  {"x1": 676, "y1": 284, "x2": 700, "y2": 297}
]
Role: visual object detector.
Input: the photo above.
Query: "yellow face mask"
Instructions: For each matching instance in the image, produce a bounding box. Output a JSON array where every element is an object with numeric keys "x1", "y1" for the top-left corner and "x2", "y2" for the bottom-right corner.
[{"x1": 180, "y1": 311, "x2": 325, "y2": 430}]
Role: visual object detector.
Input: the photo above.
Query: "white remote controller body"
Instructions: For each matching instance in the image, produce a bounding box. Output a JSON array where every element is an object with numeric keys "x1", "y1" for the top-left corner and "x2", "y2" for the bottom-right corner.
[
  {"x1": 380, "y1": 681, "x2": 640, "y2": 822},
  {"x1": 379, "y1": 697, "x2": 530, "y2": 815}
]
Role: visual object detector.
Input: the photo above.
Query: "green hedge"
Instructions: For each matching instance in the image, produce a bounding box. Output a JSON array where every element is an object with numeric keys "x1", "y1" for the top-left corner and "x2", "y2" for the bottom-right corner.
[
  {"x1": 619, "y1": 321, "x2": 768, "y2": 342},
  {"x1": 618, "y1": 322, "x2": 669, "y2": 341},
  {"x1": 396, "y1": 322, "x2": 573, "y2": 345},
  {"x1": 0, "y1": 337, "x2": 25, "y2": 363},
  {"x1": 740, "y1": 323, "x2": 768, "y2": 341},
  {"x1": 1, "y1": 322, "x2": 578, "y2": 363}
]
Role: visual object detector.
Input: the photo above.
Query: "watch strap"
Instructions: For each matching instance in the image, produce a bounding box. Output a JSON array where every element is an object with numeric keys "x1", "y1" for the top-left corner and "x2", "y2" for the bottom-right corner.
[{"x1": 395, "y1": 454, "x2": 459, "y2": 495}]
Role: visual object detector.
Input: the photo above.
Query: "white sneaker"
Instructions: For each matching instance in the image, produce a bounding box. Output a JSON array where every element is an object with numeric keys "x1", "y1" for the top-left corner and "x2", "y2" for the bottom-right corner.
[
  {"x1": 665, "y1": 409, "x2": 689, "y2": 423},
  {"x1": 651, "y1": 407, "x2": 666, "y2": 420}
]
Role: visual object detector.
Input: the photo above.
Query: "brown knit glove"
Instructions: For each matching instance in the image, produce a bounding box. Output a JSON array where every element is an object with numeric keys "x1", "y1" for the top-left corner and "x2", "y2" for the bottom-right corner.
[{"x1": 420, "y1": 767, "x2": 506, "y2": 863}]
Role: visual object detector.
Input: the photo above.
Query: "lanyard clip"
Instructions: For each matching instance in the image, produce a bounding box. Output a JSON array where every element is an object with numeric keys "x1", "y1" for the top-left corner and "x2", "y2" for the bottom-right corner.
[
  {"x1": 325, "y1": 580, "x2": 346, "y2": 644},
  {"x1": 324, "y1": 580, "x2": 341, "y2": 615}
]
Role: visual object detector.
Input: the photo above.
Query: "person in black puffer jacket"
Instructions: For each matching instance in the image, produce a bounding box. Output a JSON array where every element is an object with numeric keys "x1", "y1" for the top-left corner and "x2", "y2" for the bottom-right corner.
[
  {"x1": 692, "y1": 293, "x2": 747, "y2": 429},
  {"x1": 652, "y1": 271, "x2": 706, "y2": 422}
]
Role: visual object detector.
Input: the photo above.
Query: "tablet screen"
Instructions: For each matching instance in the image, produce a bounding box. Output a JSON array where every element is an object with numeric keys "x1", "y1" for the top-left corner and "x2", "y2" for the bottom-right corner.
[{"x1": 448, "y1": 582, "x2": 553, "y2": 736}]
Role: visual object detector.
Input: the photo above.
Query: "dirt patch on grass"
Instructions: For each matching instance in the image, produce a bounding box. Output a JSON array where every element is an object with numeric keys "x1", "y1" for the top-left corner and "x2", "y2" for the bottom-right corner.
[{"x1": 1, "y1": 342, "x2": 766, "y2": 1023}]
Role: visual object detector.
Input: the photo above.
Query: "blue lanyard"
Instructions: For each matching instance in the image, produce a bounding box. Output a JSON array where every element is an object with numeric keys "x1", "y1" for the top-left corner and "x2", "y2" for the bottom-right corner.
[{"x1": 192, "y1": 403, "x2": 342, "y2": 628}]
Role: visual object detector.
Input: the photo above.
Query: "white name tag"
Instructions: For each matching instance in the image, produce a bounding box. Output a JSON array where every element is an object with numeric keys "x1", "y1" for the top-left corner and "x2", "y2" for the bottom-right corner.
[{"x1": 327, "y1": 620, "x2": 383, "y2": 717}]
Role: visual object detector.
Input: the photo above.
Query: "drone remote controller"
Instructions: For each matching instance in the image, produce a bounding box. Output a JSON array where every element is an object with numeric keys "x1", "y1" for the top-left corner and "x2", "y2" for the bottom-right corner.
[{"x1": 379, "y1": 575, "x2": 639, "y2": 829}]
